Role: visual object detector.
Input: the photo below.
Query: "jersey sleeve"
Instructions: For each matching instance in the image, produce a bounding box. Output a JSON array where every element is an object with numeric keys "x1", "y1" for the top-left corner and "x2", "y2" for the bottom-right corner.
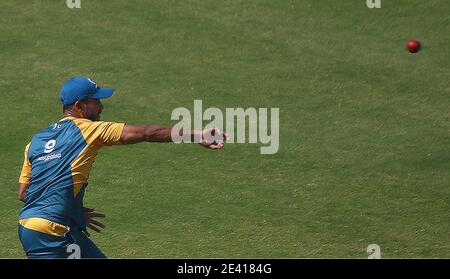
[
  {"x1": 19, "y1": 143, "x2": 31, "y2": 184},
  {"x1": 75, "y1": 119, "x2": 125, "y2": 147}
]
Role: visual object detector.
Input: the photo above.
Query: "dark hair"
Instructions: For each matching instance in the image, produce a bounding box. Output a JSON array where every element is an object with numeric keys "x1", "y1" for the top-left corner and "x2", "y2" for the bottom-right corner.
[
  {"x1": 62, "y1": 98, "x2": 92, "y2": 112},
  {"x1": 63, "y1": 103, "x2": 74, "y2": 112}
]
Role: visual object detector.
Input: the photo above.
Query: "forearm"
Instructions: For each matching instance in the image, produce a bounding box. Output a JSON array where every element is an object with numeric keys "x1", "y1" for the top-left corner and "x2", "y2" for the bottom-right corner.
[
  {"x1": 146, "y1": 126, "x2": 202, "y2": 142},
  {"x1": 142, "y1": 125, "x2": 174, "y2": 142},
  {"x1": 120, "y1": 124, "x2": 202, "y2": 144}
]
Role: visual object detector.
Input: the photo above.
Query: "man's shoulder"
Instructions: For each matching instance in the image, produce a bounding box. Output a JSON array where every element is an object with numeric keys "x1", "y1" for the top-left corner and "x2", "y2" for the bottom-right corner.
[
  {"x1": 30, "y1": 121, "x2": 62, "y2": 139},
  {"x1": 71, "y1": 117, "x2": 121, "y2": 126},
  {"x1": 69, "y1": 117, "x2": 93, "y2": 125}
]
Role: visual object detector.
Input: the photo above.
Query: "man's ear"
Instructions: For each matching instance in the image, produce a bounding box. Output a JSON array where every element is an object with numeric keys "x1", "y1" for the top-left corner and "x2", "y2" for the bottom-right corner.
[{"x1": 73, "y1": 101, "x2": 86, "y2": 117}]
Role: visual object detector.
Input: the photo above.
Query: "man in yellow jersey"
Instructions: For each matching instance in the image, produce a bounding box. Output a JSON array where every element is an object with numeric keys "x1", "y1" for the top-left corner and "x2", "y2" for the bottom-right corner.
[{"x1": 18, "y1": 76, "x2": 227, "y2": 258}]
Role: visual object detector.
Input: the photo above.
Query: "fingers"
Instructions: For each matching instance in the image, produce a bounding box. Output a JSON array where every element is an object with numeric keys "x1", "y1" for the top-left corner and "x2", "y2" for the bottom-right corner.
[
  {"x1": 85, "y1": 218, "x2": 105, "y2": 235},
  {"x1": 208, "y1": 143, "x2": 224, "y2": 149},
  {"x1": 202, "y1": 128, "x2": 228, "y2": 143},
  {"x1": 86, "y1": 212, "x2": 106, "y2": 218},
  {"x1": 83, "y1": 229, "x2": 91, "y2": 237},
  {"x1": 199, "y1": 128, "x2": 228, "y2": 150},
  {"x1": 199, "y1": 140, "x2": 224, "y2": 149},
  {"x1": 89, "y1": 219, "x2": 105, "y2": 229},
  {"x1": 84, "y1": 207, "x2": 106, "y2": 235},
  {"x1": 223, "y1": 132, "x2": 230, "y2": 141},
  {"x1": 87, "y1": 223, "x2": 103, "y2": 233}
]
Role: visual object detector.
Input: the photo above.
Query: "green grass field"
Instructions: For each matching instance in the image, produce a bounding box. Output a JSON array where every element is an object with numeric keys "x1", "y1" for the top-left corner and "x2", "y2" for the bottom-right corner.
[{"x1": 1, "y1": 0, "x2": 450, "y2": 258}]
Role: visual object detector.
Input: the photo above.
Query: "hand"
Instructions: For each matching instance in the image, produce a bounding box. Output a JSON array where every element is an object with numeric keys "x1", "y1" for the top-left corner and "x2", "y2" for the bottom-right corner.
[
  {"x1": 199, "y1": 128, "x2": 229, "y2": 149},
  {"x1": 83, "y1": 207, "x2": 106, "y2": 237}
]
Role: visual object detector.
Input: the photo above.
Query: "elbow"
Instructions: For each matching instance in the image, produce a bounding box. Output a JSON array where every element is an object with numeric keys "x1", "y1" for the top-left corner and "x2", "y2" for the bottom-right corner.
[
  {"x1": 18, "y1": 189, "x2": 26, "y2": 202},
  {"x1": 18, "y1": 183, "x2": 28, "y2": 202}
]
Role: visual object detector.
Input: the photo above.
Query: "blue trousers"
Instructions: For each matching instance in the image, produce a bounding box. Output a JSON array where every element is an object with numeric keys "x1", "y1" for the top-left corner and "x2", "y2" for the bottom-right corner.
[{"x1": 18, "y1": 225, "x2": 106, "y2": 259}]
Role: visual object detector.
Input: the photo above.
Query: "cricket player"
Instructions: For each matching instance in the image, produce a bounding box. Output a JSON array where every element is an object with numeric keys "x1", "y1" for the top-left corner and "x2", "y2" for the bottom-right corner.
[{"x1": 18, "y1": 77, "x2": 227, "y2": 258}]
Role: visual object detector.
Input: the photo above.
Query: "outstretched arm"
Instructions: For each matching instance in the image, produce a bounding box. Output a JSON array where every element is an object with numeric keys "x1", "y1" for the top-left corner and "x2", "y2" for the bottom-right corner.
[
  {"x1": 119, "y1": 124, "x2": 228, "y2": 149},
  {"x1": 119, "y1": 125, "x2": 175, "y2": 144}
]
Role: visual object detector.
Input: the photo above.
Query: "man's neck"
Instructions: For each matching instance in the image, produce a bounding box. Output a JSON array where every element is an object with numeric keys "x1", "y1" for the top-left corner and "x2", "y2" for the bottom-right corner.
[{"x1": 63, "y1": 110, "x2": 77, "y2": 118}]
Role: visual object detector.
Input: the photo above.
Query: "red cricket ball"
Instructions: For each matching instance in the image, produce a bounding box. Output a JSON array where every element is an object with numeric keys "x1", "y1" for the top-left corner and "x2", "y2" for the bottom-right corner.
[{"x1": 406, "y1": 39, "x2": 421, "y2": 53}]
